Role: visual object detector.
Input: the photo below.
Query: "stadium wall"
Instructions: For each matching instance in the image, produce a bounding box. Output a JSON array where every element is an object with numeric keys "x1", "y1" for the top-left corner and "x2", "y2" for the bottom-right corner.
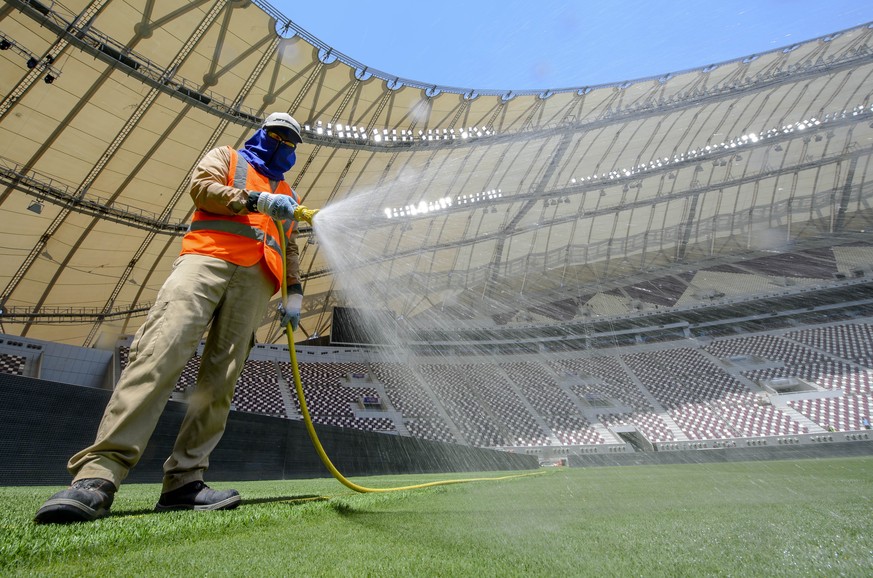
[
  {"x1": 0, "y1": 374, "x2": 536, "y2": 486},
  {"x1": 568, "y1": 439, "x2": 873, "y2": 468},
  {"x1": 0, "y1": 335, "x2": 113, "y2": 389}
]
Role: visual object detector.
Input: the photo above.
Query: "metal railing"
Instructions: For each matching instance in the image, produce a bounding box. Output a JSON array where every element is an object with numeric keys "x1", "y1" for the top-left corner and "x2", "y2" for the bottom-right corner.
[{"x1": 0, "y1": 157, "x2": 188, "y2": 234}]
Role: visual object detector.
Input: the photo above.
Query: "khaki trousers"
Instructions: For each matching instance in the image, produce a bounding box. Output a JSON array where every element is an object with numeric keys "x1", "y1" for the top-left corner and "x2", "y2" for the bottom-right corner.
[{"x1": 68, "y1": 254, "x2": 274, "y2": 492}]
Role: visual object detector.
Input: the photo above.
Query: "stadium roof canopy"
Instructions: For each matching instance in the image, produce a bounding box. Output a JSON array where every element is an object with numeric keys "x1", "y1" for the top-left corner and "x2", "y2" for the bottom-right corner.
[{"x1": 0, "y1": 0, "x2": 872, "y2": 347}]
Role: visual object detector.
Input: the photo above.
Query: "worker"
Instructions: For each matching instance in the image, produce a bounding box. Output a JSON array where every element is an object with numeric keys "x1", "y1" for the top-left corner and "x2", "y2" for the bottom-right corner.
[{"x1": 35, "y1": 112, "x2": 317, "y2": 523}]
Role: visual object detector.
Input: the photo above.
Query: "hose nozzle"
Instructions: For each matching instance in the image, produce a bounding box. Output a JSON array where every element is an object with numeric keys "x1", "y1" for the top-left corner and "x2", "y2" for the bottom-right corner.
[{"x1": 293, "y1": 206, "x2": 319, "y2": 225}]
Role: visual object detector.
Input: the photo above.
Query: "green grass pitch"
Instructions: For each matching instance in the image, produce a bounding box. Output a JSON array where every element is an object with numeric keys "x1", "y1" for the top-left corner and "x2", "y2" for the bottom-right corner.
[{"x1": 2, "y1": 457, "x2": 871, "y2": 576}]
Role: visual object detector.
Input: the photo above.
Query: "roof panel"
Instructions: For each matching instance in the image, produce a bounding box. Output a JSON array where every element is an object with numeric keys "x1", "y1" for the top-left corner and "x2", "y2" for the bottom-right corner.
[{"x1": 1, "y1": 2, "x2": 870, "y2": 344}]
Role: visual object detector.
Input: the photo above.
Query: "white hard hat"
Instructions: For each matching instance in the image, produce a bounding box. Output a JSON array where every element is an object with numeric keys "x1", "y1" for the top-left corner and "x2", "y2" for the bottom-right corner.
[{"x1": 262, "y1": 112, "x2": 303, "y2": 144}]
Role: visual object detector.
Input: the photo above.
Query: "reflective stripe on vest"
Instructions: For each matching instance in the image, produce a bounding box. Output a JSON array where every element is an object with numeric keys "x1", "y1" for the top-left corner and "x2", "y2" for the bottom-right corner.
[
  {"x1": 233, "y1": 154, "x2": 248, "y2": 189},
  {"x1": 187, "y1": 218, "x2": 265, "y2": 243},
  {"x1": 187, "y1": 215, "x2": 286, "y2": 258}
]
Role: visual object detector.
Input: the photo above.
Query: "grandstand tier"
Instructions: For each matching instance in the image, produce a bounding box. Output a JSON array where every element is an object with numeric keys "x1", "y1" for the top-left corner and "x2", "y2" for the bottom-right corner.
[{"x1": 2, "y1": 314, "x2": 871, "y2": 462}]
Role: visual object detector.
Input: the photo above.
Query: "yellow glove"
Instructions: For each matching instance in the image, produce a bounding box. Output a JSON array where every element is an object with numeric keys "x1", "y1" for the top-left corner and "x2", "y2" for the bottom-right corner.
[{"x1": 293, "y1": 205, "x2": 319, "y2": 225}]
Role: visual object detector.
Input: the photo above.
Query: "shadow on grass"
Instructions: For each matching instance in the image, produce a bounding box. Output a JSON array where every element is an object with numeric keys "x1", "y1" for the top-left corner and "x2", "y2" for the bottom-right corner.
[
  {"x1": 328, "y1": 501, "x2": 362, "y2": 516},
  {"x1": 106, "y1": 507, "x2": 158, "y2": 519},
  {"x1": 105, "y1": 495, "x2": 330, "y2": 520},
  {"x1": 243, "y1": 494, "x2": 330, "y2": 506}
]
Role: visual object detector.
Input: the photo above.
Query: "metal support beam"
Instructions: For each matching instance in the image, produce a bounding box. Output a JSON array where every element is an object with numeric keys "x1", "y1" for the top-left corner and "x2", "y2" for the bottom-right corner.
[{"x1": 835, "y1": 155, "x2": 858, "y2": 232}]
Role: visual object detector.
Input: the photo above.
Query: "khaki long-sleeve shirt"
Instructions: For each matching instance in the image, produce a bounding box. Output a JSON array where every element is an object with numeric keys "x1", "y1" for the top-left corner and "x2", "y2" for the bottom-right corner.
[{"x1": 189, "y1": 146, "x2": 301, "y2": 286}]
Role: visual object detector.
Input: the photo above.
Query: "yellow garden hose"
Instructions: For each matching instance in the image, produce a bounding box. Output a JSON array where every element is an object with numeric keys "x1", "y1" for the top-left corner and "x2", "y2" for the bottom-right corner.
[{"x1": 276, "y1": 219, "x2": 542, "y2": 493}]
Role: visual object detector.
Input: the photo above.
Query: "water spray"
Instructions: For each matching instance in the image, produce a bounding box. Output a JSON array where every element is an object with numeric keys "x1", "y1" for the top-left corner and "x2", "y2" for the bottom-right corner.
[{"x1": 277, "y1": 219, "x2": 542, "y2": 493}]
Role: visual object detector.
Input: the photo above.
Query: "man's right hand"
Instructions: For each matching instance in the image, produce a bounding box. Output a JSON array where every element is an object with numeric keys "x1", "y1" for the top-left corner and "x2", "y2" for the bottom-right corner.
[{"x1": 256, "y1": 192, "x2": 298, "y2": 220}]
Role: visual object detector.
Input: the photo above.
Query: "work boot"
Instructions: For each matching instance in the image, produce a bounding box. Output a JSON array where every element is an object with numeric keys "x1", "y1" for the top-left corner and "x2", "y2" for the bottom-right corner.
[
  {"x1": 154, "y1": 480, "x2": 240, "y2": 512},
  {"x1": 34, "y1": 478, "x2": 116, "y2": 524}
]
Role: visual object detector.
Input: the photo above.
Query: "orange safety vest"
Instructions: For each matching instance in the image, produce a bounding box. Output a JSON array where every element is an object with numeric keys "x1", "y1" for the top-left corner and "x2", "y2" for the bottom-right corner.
[{"x1": 180, "y1": 146, "x2": 298, "y2": 291}]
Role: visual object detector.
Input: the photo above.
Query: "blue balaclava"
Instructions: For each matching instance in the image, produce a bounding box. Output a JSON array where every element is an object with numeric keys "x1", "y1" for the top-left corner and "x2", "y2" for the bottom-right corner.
[{"x1": 238, "y1": 128, "x2": 296, "y2": 181}]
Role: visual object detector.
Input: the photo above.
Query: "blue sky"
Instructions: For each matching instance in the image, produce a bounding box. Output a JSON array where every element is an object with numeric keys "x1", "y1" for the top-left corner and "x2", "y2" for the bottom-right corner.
[{"x1": 270, "y1": 1, "x2": 873, "y2": 91}]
